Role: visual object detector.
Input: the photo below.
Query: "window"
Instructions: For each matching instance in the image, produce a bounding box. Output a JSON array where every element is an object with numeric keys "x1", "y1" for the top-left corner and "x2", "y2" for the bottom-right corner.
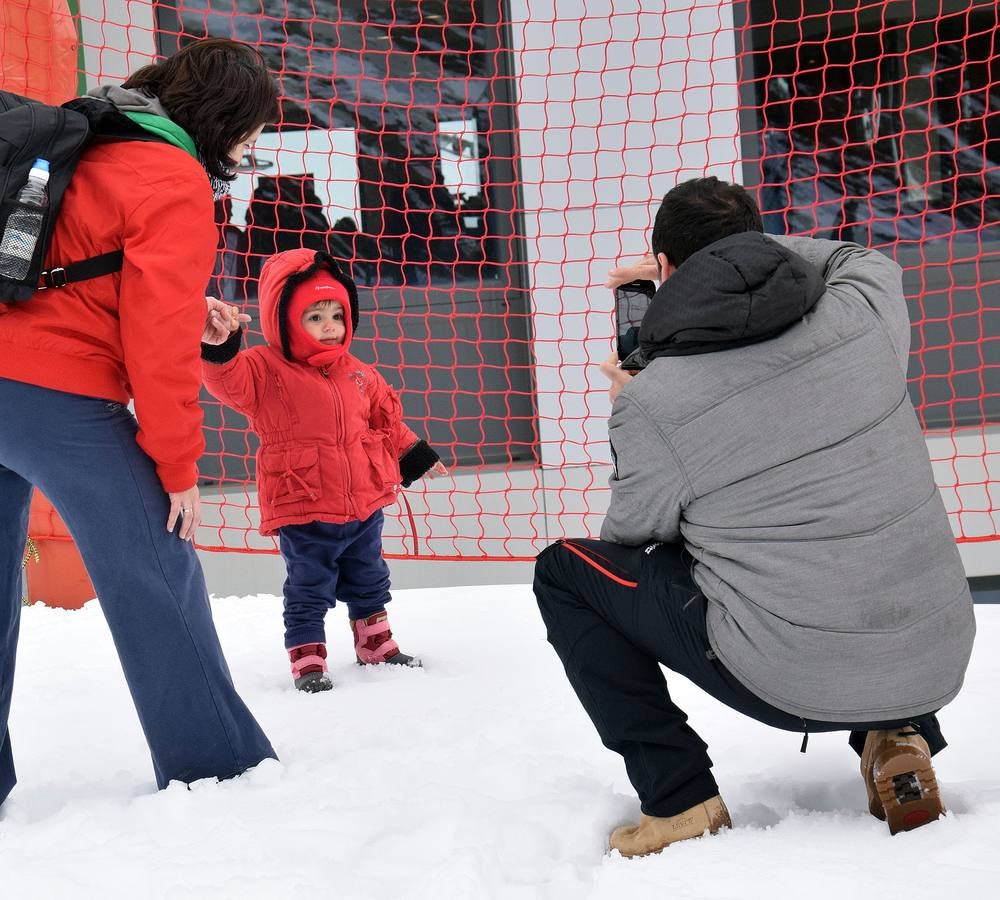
[
  {"x1": 156, "y1": 1, "x2": 538, "y2": 472},
  {"x1": 742, "y1": 0, "x2": 1000, "y2": 429},
  {"x1": 157, "y1": 0, "x2": 518, "y2": 289},
  {"x1": 750, "y1": 6, "x2": 999, "y2": 245}
]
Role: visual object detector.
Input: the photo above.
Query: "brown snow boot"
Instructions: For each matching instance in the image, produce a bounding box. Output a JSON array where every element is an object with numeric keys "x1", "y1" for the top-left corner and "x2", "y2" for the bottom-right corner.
[
  {"x1": 609, "y1": 795, "x2": 731, "y2": 858},
  {"x1": 861, "y1": 727, "x2": 944, "y2": 834}
]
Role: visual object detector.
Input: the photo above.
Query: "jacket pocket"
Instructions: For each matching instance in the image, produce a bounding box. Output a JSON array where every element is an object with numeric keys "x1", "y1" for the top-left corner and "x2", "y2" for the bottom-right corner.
[
  {"x1": 260, "y1": 443, "x2": 322, "y2": 505},
  {"x1": 359, "y1": 430, "x2": 399, "y2": 490}
]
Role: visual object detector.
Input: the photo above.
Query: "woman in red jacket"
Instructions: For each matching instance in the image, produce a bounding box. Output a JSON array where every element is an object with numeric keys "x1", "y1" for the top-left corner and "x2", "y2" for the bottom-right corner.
[
  {"x1": 202, "y1": 249, "x2": 447, "y2": 692},
  {"x1": 0, "y1": 39, "x2": 279, "y2": 806}
]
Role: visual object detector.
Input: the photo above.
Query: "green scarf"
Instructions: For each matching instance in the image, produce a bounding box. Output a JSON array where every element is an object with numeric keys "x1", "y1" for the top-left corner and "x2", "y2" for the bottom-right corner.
[{"x1": 121, "y1": 111, "x2": 198, "y2": 160}]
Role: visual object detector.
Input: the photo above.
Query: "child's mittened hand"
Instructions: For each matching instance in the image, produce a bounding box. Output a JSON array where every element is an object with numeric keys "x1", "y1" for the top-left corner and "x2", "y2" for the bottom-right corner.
[{"x1": 426, "y1": 460, "x2": 449, "y2": 478}]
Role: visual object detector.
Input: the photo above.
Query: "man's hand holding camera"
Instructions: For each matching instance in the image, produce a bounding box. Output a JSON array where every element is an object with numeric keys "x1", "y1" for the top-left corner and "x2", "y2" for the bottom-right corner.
[
  {"x1": 602, "y1": 253, "x2": 662, "y2": 403},
  {"x1": 605, "y1": 253, "x2": 659, "y2": 289}
]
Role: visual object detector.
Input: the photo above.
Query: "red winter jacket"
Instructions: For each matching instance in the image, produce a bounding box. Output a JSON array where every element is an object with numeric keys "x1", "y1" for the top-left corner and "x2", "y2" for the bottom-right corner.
[
  {"x1": 0, "y1": 139, "x2": 216, "y2": 492},
  {"x1": 201, "y1": 249, "x2": 438, "y2": 535}
]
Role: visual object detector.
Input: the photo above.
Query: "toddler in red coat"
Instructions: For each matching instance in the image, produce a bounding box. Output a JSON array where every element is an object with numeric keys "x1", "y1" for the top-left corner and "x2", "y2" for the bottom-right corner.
[{"x1": 201, "y1": 249, "x2": 447, "y2": 691}]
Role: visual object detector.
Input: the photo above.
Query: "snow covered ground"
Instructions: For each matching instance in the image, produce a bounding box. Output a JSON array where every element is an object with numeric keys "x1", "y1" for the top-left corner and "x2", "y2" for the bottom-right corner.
[{"x1": 2, "y1": 588, "x2": 998, "y2": 899}]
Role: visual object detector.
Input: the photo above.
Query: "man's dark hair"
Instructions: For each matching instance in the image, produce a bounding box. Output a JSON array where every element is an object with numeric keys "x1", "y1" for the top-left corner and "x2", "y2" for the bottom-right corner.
[
  {"x1": 651, "y1": 177, "x2": 764, "y2": 267},
  {"x1": 123, "y1": 38, "x2": 279, "y2": 182}
]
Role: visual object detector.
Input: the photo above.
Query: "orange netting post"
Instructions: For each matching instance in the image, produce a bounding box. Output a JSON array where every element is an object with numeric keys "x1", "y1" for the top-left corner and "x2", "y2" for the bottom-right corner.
[
  {"x1": 24, "y1": 493, "x2": 96, "y2": 610},
  {"x1": 0, "y1": 0, "x2": 79, "y2": 105},
  {"x1": 3, "y1": 2, "x2": 92, "y2": 607}
]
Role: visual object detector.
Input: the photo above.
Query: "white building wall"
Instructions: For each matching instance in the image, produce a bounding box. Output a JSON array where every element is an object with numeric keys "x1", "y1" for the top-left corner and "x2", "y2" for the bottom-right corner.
[
  {"x1": 78, "y1": 0, "x2": 156, "y2": 86},
  {"x1": 507, "y1": 0, "x2": 743, "y2": 468}
]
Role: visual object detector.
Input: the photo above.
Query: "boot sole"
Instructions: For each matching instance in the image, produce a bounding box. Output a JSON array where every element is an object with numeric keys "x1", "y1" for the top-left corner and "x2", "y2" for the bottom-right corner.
[
  {"x1": 872, "y1": 751, "x2": 943, "y2": 835},
  {"x1": 294, "y1": 672, "x2": 333, "y2": 692},
  {"x1": 355, "y1": 653, "x2": 422, "y2": 668}
]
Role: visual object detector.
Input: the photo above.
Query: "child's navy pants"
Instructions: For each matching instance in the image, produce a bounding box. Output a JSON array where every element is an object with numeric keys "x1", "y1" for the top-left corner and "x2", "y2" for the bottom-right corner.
[
  {"x1": 278, "y1": 512, "x2": 391, "y2": 648},
  {"x1": 0, "y1": 378, "x2": 276, "y2": 806}
]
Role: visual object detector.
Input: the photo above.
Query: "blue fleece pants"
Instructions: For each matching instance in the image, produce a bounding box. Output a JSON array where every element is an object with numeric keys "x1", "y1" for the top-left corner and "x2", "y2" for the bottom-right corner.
[
  {"x1": 278, "y1": 513, "x2": 391, "y2": 649},
  {"x1": 0, "y1": 378, "x2": 276, "y2": 806}
]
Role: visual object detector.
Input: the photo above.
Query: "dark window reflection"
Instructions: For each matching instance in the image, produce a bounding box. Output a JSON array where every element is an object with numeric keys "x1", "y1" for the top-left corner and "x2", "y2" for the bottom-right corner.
[
  {"x1": 208, "y1": 196, "x2": 250, "y2": 304},
  {"x1": 158, "y1": 0, "x2": 514, "y2": 292},
  {"x1": 160, "y1": 1, "x2": 539, "y2": 479},
  {"x1": 753, "y1": 13, "x2": 999, "y2": 244},
  {"x1": 746, "y1": 3, "x2": 1000, "y2": 430}
]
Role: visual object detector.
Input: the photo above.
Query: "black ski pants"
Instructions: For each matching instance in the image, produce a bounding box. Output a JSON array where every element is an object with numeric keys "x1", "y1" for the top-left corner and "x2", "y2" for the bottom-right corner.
[{"x1": 533, "y1": 538, "x2": 945, "y2": 818}]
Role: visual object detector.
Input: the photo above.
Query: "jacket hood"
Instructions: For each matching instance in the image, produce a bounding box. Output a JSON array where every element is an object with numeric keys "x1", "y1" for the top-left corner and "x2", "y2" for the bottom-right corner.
[
  {"x1": 68, "y1": 85, "x2": 198, "y2": 159},
  {"x1": 638, "y1": 232, "x2": 825, "y2": 360},
  {"x1": 86, "y1": 84, "x2": 171, "y2": 117},
  {"x1": 258, "y1": 249, "x2": 360, "y2": 363}
]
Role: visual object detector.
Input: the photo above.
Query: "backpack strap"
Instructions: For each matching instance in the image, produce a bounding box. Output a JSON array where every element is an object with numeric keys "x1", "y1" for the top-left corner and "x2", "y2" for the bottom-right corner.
[
  {"x1": 38, "y1": 101, "x2": 183, "y2": 293},
  {"x1": 38, "y1": 250, "x2": 124, "y2": 290}
]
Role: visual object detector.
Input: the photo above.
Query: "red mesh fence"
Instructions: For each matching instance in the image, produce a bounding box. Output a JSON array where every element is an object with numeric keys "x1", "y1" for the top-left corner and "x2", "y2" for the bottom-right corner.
[
  {"x1": 5, "y1": 0, "x2": 997, "y2": 557},
  {"x1": 742, "y1": 1, "x2": 999, "y2": 546}
]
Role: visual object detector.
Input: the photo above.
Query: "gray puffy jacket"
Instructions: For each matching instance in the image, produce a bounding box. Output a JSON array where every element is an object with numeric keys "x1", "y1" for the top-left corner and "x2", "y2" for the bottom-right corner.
[{"x1": 602, "y1": 232, "x2": 975, "y2": 722}]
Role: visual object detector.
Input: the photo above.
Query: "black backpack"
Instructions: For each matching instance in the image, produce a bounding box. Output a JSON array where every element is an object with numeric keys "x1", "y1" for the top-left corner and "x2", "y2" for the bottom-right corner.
[{"x1": 0, "y1": 90, "x2": 161, "y2": 303}]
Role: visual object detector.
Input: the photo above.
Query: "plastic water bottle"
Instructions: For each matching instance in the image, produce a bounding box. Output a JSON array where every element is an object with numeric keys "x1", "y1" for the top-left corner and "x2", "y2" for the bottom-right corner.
[{"x1": 0, "y1": 158, "x2": 50, "y2": 280}]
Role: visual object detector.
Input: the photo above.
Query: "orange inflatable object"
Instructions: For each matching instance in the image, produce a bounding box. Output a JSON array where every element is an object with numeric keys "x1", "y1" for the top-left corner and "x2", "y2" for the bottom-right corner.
[
  {"x1": 0, "y1": 0, "x2": 79, "y2": 105},
  {"x1": 2, "y1": 4, "x2": 88, "y2": 607},
  {"x1": 24, "y1": 492, "x2": 96, "y2": 610}
]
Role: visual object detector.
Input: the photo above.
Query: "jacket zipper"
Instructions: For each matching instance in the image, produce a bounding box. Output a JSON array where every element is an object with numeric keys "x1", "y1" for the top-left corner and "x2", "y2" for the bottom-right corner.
[{"x1": 321, "y1": 366, "x2": 355, "y2": 518}]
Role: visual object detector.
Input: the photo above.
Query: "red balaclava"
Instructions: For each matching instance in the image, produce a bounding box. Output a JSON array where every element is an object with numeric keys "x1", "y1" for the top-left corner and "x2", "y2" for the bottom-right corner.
[{"x1": 286, "y1": 271, "x2": 353, "y2": 368}]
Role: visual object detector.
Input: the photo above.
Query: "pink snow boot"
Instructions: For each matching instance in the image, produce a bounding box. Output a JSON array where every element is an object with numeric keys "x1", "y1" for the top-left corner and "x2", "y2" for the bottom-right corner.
[
  {"x1": 288, "y1": 642, "x2": 333, "y2": 692},
  {"x1": 350, "y1": 611, "x2": 422, "y2": 667}
]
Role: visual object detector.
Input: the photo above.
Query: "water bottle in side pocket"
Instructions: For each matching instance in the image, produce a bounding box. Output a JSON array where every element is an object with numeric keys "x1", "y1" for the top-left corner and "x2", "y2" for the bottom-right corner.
[{"x1": 0, "y1": 158, "x2": 50, "y2": 280}]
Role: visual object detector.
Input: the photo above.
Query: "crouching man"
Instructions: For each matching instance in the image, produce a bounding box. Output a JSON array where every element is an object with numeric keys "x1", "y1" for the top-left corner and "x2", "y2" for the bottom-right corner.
[{"x1": 533, "y1": 177, "x2": 975, "y2": 857}]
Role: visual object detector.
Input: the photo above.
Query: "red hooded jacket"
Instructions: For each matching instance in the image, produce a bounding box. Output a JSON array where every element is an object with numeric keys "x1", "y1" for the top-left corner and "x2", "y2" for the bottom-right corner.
[{"x1": 201, "y1": 249, "x2": 437, "y2": 535}]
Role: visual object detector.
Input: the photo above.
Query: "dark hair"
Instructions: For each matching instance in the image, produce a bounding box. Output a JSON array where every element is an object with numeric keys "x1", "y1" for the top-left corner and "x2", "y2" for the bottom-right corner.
[
  {"x1": 651, "y1": 177, "x2": 764, "y2": 267},
  {"x1": 123, "y1": 38, "x2": 279, "y2": 181}
]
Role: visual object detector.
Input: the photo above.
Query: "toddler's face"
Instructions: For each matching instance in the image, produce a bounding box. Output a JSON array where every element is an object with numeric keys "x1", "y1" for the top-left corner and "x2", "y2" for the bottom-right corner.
[{"x1": 301, "y1": 300, "x2": 346, "y2": 346}]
